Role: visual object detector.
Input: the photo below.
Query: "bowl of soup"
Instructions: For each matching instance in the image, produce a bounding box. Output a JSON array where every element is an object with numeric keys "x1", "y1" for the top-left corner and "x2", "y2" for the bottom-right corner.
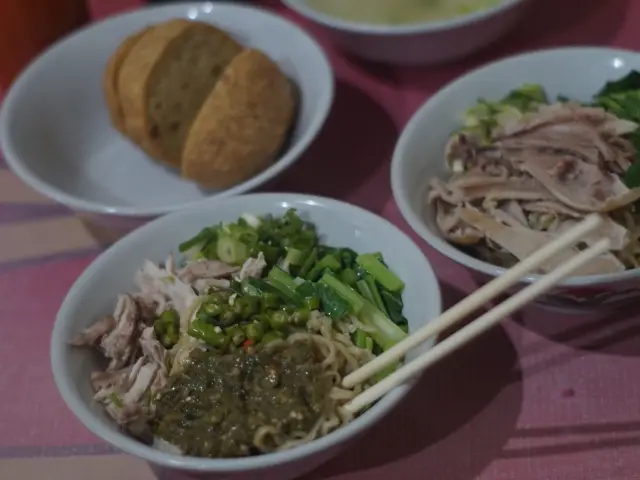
[{"x1": 282, "y1": 0, "x2": 531, "y2": 65}]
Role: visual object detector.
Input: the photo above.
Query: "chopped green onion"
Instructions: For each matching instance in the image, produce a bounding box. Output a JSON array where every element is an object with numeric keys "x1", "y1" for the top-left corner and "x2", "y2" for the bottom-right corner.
[
  {"x1": 284, "y1": 247, "x2": 305, "y2": 266},
  {"x1": 216, "y1": 234, "x2": 250, "y2": 265},
  {"x1": 109, "y1": 392, "x2": 124, "y2": 408},
  {"x1": 178, "y1": 227, "x2": 217, "y2": 253}
]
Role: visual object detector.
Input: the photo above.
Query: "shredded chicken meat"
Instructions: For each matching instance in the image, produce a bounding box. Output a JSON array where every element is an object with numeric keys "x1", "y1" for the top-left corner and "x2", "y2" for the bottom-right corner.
[
  {"x1": 429, "y1": 102, "x2": 640, "y2": 274},
  {"x1": 69, "y1": 252, "x2": 259, "y2": 445}
]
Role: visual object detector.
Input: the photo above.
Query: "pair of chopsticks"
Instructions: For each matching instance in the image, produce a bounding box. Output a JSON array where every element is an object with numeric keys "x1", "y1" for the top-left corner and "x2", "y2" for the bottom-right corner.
[{"x1": 341, "y1": 214, "x2": 609, "y2": 414}]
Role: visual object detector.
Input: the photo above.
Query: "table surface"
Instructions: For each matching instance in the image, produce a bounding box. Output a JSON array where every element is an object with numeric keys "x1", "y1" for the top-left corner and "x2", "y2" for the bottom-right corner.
[{"x1": 2, "y1": 1, "x2": 640, "y2": 479}]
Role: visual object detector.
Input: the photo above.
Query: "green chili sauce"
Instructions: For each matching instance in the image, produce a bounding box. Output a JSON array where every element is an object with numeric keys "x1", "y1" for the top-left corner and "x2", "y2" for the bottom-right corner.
[{"x1": 151, "y1": 340, "x2": 334, "y2": 458}]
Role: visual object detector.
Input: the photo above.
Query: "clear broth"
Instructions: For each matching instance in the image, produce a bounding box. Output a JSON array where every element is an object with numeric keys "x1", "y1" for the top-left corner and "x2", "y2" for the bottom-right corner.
[{"x1": 305, "y1": 0, "x2": 502, "y2": 25}]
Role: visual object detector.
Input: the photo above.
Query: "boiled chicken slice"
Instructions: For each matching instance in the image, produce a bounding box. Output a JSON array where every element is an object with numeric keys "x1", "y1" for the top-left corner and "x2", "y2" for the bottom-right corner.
[{"x1": 458, "y1": 206, "x2": 624, "y2": 275}]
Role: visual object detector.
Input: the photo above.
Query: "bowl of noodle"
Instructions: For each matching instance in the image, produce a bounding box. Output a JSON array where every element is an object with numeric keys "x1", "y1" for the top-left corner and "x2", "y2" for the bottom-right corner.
[
  {"x1": 50, "y1": 193, "x2": 441, "y2": 480},
  {"x1": 391, "y1": 47, "x2": 640, "y2": 313}
]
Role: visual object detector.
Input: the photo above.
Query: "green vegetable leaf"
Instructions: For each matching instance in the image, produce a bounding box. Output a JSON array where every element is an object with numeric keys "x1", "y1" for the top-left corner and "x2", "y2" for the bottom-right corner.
[
  {"x1": 109, "y1": 392, "x2": 124, "y2": 408},
  {"x1": 501, "y1": 83, "x2": 548, "y2": 111},
  {"x1": 461, "y1": 85, "x2": 547, "y2": 144},
  {"x1": 339, "y1": 268, "x2": 358, "y2": 287},
  {"x1": 356, "y1": 253, "x2": 404, "y2": 292},
  {"x1": 627, "y1": 131, "x2": 640, "y2": 154},
  {"x1": 593, "y1": 89, "x2": 640, "y2": 164},
  {"x1": 306, "y1": 252, "x2": 342, "y2": 281},
  {"x1": 338, "y1": 248, "x2": 359, "y2": 269},
  {"x1": 316, "y1": 282, "x2": 350, "y2": 319},
  {"x1": 294, "y1": 281, "x2": 349, "y2": 319},
  {"x1": 594, "y1": 94, "x2": 628, "y2": 118},
  {"x1": 597, "y1": 70, "x2": 640, "y2": 97},
  {"x1": 245, "y1": 277, "x2": 287, "y2": 300},
  {"x1": 178, "y1": 226, "x2": 218, "y2": 253},
  {"x1": 381, "y1": 290, "x2": 408, "y2": 326},
  {"x1": 295, "y1": 281, "x2": 316, "y2": 299},
  {"x1": 623, "y1": 162, "x2": 640, "y2": 188}
]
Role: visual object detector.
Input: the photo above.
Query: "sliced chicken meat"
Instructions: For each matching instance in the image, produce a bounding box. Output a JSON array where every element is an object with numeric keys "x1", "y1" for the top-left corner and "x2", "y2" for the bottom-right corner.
[
  {"x1": 435, "y1": 202, "x2": 483, "y2": 245},
  {"x1": 235, "y1": 252, "x2": 267, "y2": 280},
  {"x1": 554, "y1": 215, "x2": 630, "y2": 251},
  {"x1": 69, "y1": 316, "x2": 116, "y2": 346},
  {"x1": 502, "y1": 200, "x2": 529, "y2": 226},
  {"x1": 140, "y1": 326, "x2": 167, "y2": 369},
  {"x1": 429, "y1": 100, "x2": 640, "y2": 274},
  {"x1": 192, "y1": 278, "x2": 231, "y2": 292},
  {"x1": 429, "y1": 175, "x2": 554, "y2": 205},
  {"x1": 91, "y1": 327, "x2": 170, "y2": 428},
  {"x1": 496, "y1": 102, "x2": 637, "y2": 138},
  {"x1": 100, "y1": 295, "x2": 140, "y2": 371},
  {"x1": 515, "y1": 152, "x2": 640, "y2": 212},
  {"x1": 177, "y1": 259, "x2": 239, "y2": 284},
  {"x1": 105, "y1": 361, "x2": 160, "y2": 426},
  {"x1": 482, "y1": 199, "x2": 528, "y2": 229},
  {"x1": 91, "y1": 366, "x2": 133, "y2": 397},
  {"x1": 71, "y1": 249, "x2": 239, "y2": 438},
  {"x1": 136, "y1": 260, "x2": 197, "y2": 317},
  {"x1": 458, "y1": 206, "x2": 625, "y2": 274},
  {"x1": 495, "y1": 103, "x2": 637, "y2": 174},
  {"x1": 520, "y1": 200, "x2": 583, "y2": 218},
  {"x1": 497, "y1": 123, "x2": 621, "y2": 171}
]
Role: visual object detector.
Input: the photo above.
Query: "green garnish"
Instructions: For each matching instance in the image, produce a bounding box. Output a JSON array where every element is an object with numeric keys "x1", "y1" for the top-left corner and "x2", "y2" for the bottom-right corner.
[
  {"x1": 320, "y1": 273, "x2": 407, "y2": 351},
  {"x1": 175, "y1": 210, "x2": 409, "y2": 355},
  {"x1": 596, "y1": 70, "x2": 640, "y2": 97},
  {"x1": 109, "y1": 392, "x2": 124, "y2": 408},
  {"x1": 624, "y1": 163, "x2": 640, "y2": 189}
]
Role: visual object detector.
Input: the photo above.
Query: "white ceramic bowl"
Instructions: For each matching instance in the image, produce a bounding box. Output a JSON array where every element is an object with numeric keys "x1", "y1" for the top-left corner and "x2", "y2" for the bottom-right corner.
[
  {"x1": 51, "y1": 193, "x2": 442, "y2": 480},
  {"x1": 391, "y1": 47, "x2": 640, "y2": 313},
  {"x1": 281, "y1": 0, "x2": 530, "y2": 66},
  {"x1": 0, "y1": 2, "x2": 334, "y2": 233}
]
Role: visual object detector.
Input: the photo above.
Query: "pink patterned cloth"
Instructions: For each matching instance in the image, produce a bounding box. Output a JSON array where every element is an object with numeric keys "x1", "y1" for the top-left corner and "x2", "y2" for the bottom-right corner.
[{"x1": 1, "y1": 1, "x2": 640, "y2": 479}]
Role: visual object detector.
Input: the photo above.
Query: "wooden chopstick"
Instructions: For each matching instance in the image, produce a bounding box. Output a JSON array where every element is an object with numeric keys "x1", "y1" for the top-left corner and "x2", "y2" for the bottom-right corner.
[
  {"x1": 342, "y1": 213, "x2": 604, "y2": 389},
  {"x1": 342, "y1": 237, "x2": 611, "y2": 415}
]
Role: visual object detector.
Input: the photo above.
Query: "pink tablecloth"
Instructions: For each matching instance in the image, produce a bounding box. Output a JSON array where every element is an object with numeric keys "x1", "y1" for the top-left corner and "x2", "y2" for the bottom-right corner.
[{"x1": 2, "y1": 1, "x2": 640, "y2": 479}]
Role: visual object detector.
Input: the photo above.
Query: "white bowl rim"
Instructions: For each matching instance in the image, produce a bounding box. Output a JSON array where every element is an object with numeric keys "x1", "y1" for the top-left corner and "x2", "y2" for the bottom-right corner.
[
  {"x1": 50, "y1": 192, "x2": 443, "y2": 472},
  {"x1": 281, "y1": 0, "x2": 527, "y2": 35},
  {"x1": 0, "y1": 2, "x2": 335, "y2": 218},
  {"x1": 391, "y1": 45, "x2": 640, "y2": 287}
]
